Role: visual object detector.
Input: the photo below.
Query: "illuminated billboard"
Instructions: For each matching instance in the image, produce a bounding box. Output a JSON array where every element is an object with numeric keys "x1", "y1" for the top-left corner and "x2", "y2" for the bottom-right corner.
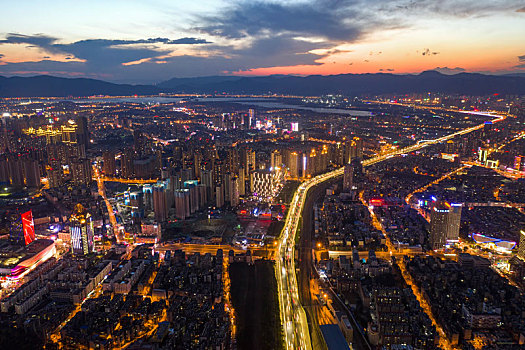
[{"x1": 21, "y1": 210, "x2": 35, "y2": 246}]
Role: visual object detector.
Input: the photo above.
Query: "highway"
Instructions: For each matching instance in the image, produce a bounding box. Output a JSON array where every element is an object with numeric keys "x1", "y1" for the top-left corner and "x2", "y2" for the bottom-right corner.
[
  {"x1": 274, "y1": 109, "x2": 507, "y2": 350},
  {"x1": 94, "y1": 165, "x2": 123, "y2": 242}
]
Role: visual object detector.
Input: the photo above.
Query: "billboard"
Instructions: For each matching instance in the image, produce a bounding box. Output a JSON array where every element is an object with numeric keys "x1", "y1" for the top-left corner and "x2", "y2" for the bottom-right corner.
[{"x1": 21, "y1": 210, "x2": 35, "y2": 245}]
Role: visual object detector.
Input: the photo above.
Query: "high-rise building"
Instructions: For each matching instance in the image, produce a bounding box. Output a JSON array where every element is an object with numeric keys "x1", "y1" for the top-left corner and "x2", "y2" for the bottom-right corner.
[
  {"x1": 22, "y1": 157, "x2": 40, "y2": 188},
  {"x1": 174, "y1": 189, "x2": 190, "y2": 219},
  {"x1": 121, "y1": 148, "x2": 135, "y2": 178},
  {"x1": 133, "y1": 129, "x2": 147, "y2": 156},
  {"x1": 143, "y1": 184, "x2": 153, "y2": 211},
  {"x1": 344, "y1": 137, "x2": 363, "y2": 163},
  {"x1": 482, "y1": 121, "x2": 493, "y2": 142},
  {"x1": 227, "y1": 175, "x2": 240, "y2": 207},
  {"x1": 70, "y1": 204, "x2": 95, "y2": 255},
  {"x1": 153, "y1": 183, "x2": 169, "y2": 222},
  {"x1": 103, "y1": 151, "x2": 116, "y2": 177},
  {"x1": 271, "y1": 150, "x2": 282, "y2": 170},
  {"x1": 248, "y1": 109, "x2": 255, "y2": 128},
  {"x1": 201, "y1": 170, "x2": 214, "y2": 199},
  {"x1": 244, "y1": 148, "x2": 256, "y2": 175},
  {"x1": 343, "y1": 162, "x2": 354, "y2": 192},
  {"x1": 224, "y1": 172, "x2": 232, "y2": 204},
  {"x1": 518, "y1": 230, "x2": 525, "y2": 261},
  {"x1": 285, "y1": 151, "x2": 300, "y2": 179},
  {"x1": 215, "y1": 184, "x2": 224, "y2": 208},
  {"x1": 46, "y1": 162, "x2": 63, "y2": 188},
  {"x1": 430, "y1": 201, "x2": 462, "y2": 250},
  {"x1": 70, "y1": 158, "x2": 92, "y2": 186},
  {"x1": 6, "y1": 155, "x2": 24, "y2": 187},
  {"x1": 238, "y1": 168, "x2": 246, "y2": 196},
  {"x1": 76, "y1": 116, "x2": 89, "y2": 149}
]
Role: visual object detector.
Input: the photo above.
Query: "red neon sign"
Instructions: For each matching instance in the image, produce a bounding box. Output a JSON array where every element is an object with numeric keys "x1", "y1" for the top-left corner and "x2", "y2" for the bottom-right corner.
[{"x1": 21, "y1": 210, "x2": 35, "y2": 245}]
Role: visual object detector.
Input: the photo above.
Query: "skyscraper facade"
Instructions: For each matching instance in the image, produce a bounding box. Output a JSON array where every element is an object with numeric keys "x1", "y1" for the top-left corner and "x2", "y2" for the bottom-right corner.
[
  {"x1": 70, "y1": 204, "x2": 95, "y2": 255},
  {"x1": 430, "y1": 201, "x2": 462, "y2": 250}
]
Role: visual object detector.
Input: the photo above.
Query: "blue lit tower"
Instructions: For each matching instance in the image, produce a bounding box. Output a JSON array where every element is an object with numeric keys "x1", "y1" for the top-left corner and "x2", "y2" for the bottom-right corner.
[{"x1": 69, "y1": 204, "x2": 94, "y2": 255}]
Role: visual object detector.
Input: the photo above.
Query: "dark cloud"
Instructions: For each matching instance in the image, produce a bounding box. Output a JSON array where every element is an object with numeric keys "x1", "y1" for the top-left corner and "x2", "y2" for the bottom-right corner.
[
  {"x1": 379, "y1": 68, "x2": 395, "y2": 72},
  {"x1": 432, "y1": 66, "x2": 466, "y2": 74},
  {"x1": 195, "y1": 1, "x2": 364, "y2": 42},
  {"x1": 514, "y1": 55, "x2": 525, "y2": 69},
  {"x1": 0, "y1": 33, "x2": 58, "y2": 50},
  {"x1": 380, "y1": 0, "x2": 523, "y2": 18},
  {"x1": 0, "y1": 34, "x2": 210, "y2": 65},
  {"x1": 421, "y1": 48, "x2": 439, "y2": 56},
  {"x1": 0, "y1": 34, "x2": 212, "y2": 80}
]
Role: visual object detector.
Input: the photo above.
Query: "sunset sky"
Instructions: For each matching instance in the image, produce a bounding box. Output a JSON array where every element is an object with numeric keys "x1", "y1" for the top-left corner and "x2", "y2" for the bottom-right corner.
[{"x1": 0, "y1": 0, "x2": 524, "y2": 83}]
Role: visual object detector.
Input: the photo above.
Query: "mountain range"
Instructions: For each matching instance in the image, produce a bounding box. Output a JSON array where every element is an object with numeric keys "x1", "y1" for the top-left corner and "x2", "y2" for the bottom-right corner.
[{"x1": 1, "y1": 71, "x2": 524, "y2": 98}]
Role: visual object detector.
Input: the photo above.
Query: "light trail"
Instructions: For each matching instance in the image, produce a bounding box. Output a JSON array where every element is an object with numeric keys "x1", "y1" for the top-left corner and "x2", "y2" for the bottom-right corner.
[
  {"x1": 274, "y1": 109, "x2": 506, "y2": 350},
  {"x1": 94, "y1": 165, "x2": 122, "y2": 242}
]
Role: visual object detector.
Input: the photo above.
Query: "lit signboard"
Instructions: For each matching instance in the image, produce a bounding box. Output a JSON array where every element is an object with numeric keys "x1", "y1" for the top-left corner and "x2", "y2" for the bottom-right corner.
[{"x1": 21, "y1": 211, "x2": 35, "y2": 246}]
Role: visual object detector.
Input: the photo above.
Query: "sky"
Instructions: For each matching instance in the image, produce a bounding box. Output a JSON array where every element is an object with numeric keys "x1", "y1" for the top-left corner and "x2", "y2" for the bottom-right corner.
[{"x1": 0, "y1": 0, "x2": 524, "y2": 83}]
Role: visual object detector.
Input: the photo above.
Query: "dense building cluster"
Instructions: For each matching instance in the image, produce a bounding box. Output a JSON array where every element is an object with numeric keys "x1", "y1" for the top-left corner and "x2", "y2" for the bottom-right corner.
[{"x1": 405, "y1": 255, "x2": 525, "y2": 348}]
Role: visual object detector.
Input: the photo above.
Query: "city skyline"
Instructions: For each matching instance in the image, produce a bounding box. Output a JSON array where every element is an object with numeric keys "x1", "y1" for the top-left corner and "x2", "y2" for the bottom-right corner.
[{"x1": 0, "y1": 0, "x2": 524, "y2": 83}]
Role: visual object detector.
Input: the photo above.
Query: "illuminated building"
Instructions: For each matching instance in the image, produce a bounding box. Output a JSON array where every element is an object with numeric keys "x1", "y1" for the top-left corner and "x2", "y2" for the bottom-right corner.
[
  {"x1": 250, "y1": 168, "x2": 284, "y2": 202},
  {"x1": 285, "y1": 151, "x2": 300, "y2": 178},
  {"x1": 430, "y1": 201, "x2": 462, "y2": 250},
  {"x1": 514, "y1": 156, "x2": 523, "y2": 171},
  {"x1": 244, "y1": 148, "x2": 256, "y2": 175},
  {"x1": 249, "y1": 109, "x2": 255, "y2": 128},
  {"x1": 69, "y1": 204, "x2": 95, "y2": 256},
  {"x1": 271, "y1": 150, "x2": 282, "y2": 170},
  {"x1": 291, "y1": 122, "x2": 299, "y2": 132},
  {"x1": 478, "y1": 147, "x2": 488, "y2": 163},
  {"x1": 9, "y1": 210, "x2": 35, "y2": 246},
  {"x1": 519, "y1": 230, "x2": 525, "y2": 260},
  {"x1": 0, "y1": 239, "x2": 56, "y2": 279},
  {"x1": 344, "y1": 137, "x2": 363, "y2": 163}
]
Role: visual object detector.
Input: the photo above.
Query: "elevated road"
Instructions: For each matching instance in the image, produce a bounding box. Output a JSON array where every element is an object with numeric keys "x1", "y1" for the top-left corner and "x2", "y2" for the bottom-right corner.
[{"x1": 275, "y1": 109, "x2": 506, "y2": 350}]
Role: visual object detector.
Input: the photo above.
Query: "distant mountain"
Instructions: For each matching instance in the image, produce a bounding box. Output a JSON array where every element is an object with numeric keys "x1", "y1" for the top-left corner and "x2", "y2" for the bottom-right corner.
[
  {"x1": 0, "y1": 75, "x2": 160, "y2": 97},
  {"x1": 1, "y1": 71, "x2": 525, "y2": 97},
  {"x1": 503, "y1": 73, "x2": 525, "y2": 78},
  {"x1": 159, "y1": 71, "x2": 525, "y2": 95}
]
